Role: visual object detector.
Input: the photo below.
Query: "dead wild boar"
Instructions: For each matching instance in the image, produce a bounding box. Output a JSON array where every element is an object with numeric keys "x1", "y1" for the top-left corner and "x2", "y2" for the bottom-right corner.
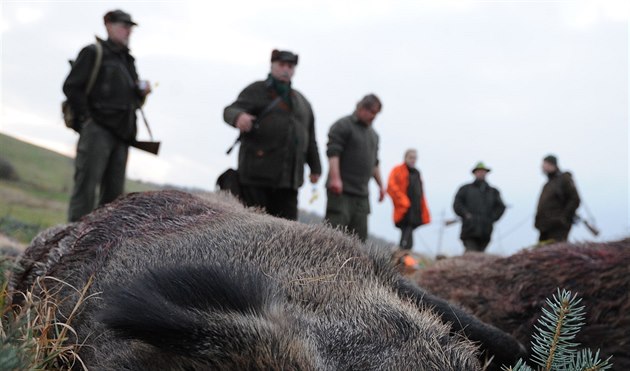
[
  {"x1": 414, "y1": 241, "x2": 630, "y2": 370},
  {"x1": 11, "y1": 190, "x2": 525, "y2": 370}
]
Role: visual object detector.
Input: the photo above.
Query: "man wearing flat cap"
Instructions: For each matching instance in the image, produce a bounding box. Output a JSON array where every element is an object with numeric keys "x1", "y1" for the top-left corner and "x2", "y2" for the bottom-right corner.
[
  {"x1": 223, "y1": 50, "x2": 321, "y2": 220},
  {"x1": 535, "y1": 155, "x2": 581, "y2": 243},
  {"x1": 63, "y1": 9, "x2": 151, "y2": 222},
  {"x1": 453, "y1": 162, "x2": 506, "y2": 252}
]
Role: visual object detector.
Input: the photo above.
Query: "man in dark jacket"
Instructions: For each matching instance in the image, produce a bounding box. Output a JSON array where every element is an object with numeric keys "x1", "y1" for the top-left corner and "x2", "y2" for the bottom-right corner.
[
  {"x1": 453, "y1": 162, "x2": 506, "y2": 252},
  {"x1": 535, "y1": 155, "x2": 581, "y2": 243},
  {"x1": 63, "y1": 10, "x2": 151, "y2": 222},
  {"x1": 223, "y1": 50, "x2": 321, "y2": 220},
  {"x1": 325, "y1": 94, "x2": 386, "y2": 242}
]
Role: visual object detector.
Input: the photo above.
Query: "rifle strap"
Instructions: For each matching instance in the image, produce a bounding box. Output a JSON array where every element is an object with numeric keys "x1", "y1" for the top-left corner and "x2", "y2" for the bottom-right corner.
[
  {"x1": 138, "y1": 106, "x2": 154, "y2": 141},
  {"x1": 85, "y1": 37, "x2": 103, "y2": 94},
  {"x1": 257, "y1": 96, "x2": 283, "y2": 123}
]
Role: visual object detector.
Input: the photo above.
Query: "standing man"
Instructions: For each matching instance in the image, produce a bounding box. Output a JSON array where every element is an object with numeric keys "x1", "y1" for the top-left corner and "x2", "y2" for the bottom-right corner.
[
  {"x1": 64, "y1": 10, "x2": 151, "y2": 222},
  {"x1": 535, "y1": 155, "x2": 581, "y2": 243},
  {"x1": 453, "y1": 162, "x2": 506, "y2": 252},
  {"x1": 387, "y1": 149, "x2": 431, "y2": 250},
  {"x1": 325, "y1": 94, "x2": 385, "y2": 242},
  {"x1": 223, "y1": 50, "x2": 321, "y2": 220}
]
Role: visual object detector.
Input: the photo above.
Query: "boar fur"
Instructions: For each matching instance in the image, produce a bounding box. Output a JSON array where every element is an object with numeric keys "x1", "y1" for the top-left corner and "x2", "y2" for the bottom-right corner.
[
  {"x1": 414, "y1": 241, "x2": 630, "y2": 369},
  {"x1": 11, "y1": 190, "x2": 526, "y2": 370}
]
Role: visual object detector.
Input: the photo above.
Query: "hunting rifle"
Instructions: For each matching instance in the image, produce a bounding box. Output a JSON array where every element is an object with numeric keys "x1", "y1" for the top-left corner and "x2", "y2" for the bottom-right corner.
[
  {"x1": 446, "y1": 215, "x2": 599, "y2": 236},
  {"x1": 574, "y1": 214, "x2": 600, "y2": 236},
  {"x1": 226, "y1": 97, "x2": 282, "y2": 155},
  {"x1": 131, "y1": 139, "x2": 160, "y2": 155},
  {"x1": 133, "y1": 102, "x2": 160, "y2": 155},
  {"x1": 444, "y1": 218, "x2": 460, "y2": 226}
]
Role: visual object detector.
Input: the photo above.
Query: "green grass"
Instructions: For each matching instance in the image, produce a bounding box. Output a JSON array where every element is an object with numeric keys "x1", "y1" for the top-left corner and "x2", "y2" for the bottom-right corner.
[
  {"x1": 0, "y1": 133, "x2": 160, "y2": 243},
  {"x1": 0, "y1": 134, "x2": 74, "y2": 197}
]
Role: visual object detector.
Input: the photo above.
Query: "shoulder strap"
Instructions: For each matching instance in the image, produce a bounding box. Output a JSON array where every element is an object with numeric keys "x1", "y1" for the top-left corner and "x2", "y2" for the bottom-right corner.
[
  {"x1": 259, "y1": 96, "x2": 282, "y2": 120},
  {"x1": 85, "y1": 38, "x2": 103, "y2": 94},
  {"x1": 251, "y1": 96, "x2": 282, "y2": 130}
]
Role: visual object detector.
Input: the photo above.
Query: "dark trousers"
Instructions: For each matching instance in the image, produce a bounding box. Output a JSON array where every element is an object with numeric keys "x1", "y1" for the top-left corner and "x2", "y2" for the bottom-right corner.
[
  {"x1": 68, "y1": 121, "x2": 128, "y2": 222},
  {"x1": 325, "y1": 191, "x2": 369, "y2": 242},
  {"x1": 398, "y1": 224, "x2": 415, "y2": 250},
  {"x1": 462, "y1": 238, "x2": 490, "y2": 253},
  {"x1": 539, "y1": 228, "x2": 570, "y2": 243},
  {"x1": 241, "y1": 185, "x2": 298, "y2": 220}
]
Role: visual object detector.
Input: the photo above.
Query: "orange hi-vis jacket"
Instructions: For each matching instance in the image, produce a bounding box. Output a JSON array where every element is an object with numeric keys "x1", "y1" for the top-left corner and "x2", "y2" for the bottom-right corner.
[{"x1": 387, "y1": 163, "x2": 431, "y2": 225}]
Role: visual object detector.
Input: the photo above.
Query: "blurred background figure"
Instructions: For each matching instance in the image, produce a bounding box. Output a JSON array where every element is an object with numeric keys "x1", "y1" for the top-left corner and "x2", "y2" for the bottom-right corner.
[
  {"x1": 387, "y1": 149, "x2": 431, "y2": 250},
  {"x1": 535, "y1": 154, "x2": 580, "y2": 243},
  {"x1": 325, "y1": 94, "x2": 385, "y2": 242},
  {"x1": 63, "y1": 9, "x2": 152, "y2": 222},
  {"x1": 453, "y1": 162, "x2": 506, "y2": 252},
  {"x1": 223, "y1": 49, "x2": 321, "y2": 220}
]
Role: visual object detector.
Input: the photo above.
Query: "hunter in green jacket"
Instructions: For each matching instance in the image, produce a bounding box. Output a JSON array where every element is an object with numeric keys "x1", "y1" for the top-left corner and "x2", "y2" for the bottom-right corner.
[{"x1": 223, "y1": 50, "x2": 321, "y2": 220}]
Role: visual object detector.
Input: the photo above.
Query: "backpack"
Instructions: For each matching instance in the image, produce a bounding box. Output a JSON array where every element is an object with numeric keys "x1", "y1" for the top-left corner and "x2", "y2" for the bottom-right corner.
[
  {"x1": 62, "y1": 39, "x2": 103, "y2": 132},
  {"x1": 216, "y1": 168, "x2": 242, "y2": 200}
]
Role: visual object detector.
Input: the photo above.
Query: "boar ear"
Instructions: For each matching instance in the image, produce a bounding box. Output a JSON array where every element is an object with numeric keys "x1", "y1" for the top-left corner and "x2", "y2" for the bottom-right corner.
[{"x1": 98, "y1": 264, "x2": 281, "y2": 355}]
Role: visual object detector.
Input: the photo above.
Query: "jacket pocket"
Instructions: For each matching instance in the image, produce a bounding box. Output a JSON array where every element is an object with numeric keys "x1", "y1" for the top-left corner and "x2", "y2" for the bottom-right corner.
[{"x1": 245, "y1": 147, "x2": 284, "y2": 182}]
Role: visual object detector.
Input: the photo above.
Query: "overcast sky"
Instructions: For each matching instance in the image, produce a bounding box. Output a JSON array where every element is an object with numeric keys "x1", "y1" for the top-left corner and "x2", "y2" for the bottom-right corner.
[{"x1": 1, "y1": 0, "x2": 628, "y2": 256}]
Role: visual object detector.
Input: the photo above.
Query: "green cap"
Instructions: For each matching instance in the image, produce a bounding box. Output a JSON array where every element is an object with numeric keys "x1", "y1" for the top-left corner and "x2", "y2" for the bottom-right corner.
[{"x1": 471, "y1": 161, "x2": 491, "y2": 173}]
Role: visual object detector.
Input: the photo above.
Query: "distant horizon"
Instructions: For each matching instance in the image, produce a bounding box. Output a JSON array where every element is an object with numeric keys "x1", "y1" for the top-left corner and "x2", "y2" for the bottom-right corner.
[
  {"x1": 2, "y1": 131, "x2": 626, "y2": 257},
  {"x1": 0, "y1": 131, "x2": 400, "y2": 246}
]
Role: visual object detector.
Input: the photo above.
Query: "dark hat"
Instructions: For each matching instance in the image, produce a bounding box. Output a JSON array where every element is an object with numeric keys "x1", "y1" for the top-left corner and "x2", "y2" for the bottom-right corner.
[
  {"x1": 104, "y1": 10, "x2": 137, "y2": 26},
  {"x1": 271, "y1": 49, "x2": 298, "y2": 65},
  {"x1": 471, "y1": 161, "x2": 491, "y2": 173},
  {"x1": 543, "y1": 154, "x2": 558, "y2": 166}
]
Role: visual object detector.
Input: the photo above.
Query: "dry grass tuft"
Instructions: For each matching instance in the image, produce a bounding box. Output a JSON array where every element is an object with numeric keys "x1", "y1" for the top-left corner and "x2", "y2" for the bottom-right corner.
[{"x1": 1, "y1": 257, "x2": 93, "y2": 370}]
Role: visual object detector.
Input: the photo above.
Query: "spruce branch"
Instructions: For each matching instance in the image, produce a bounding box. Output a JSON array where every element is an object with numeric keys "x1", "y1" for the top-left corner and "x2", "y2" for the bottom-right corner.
[
  {"x1": 503, "y1": 288, "x2": 613, "y2": 371},
  {"x1": 531, "y1": 289, "x2": 584, "y2": 370}
]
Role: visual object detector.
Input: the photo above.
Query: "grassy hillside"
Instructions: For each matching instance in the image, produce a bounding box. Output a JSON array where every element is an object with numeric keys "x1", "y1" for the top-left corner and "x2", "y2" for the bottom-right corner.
[
  {"x1": 0, "y1": 133, "x2": 394, "y2": 247},
  {"x1": 0, "y1": 133, "x2": 159, "y2": 242}
]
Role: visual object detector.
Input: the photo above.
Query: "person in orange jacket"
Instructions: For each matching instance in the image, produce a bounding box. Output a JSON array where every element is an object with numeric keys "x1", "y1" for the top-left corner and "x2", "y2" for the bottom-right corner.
[{"x1": 387, "y1": 149, "x2": 431, "y2": 250}]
